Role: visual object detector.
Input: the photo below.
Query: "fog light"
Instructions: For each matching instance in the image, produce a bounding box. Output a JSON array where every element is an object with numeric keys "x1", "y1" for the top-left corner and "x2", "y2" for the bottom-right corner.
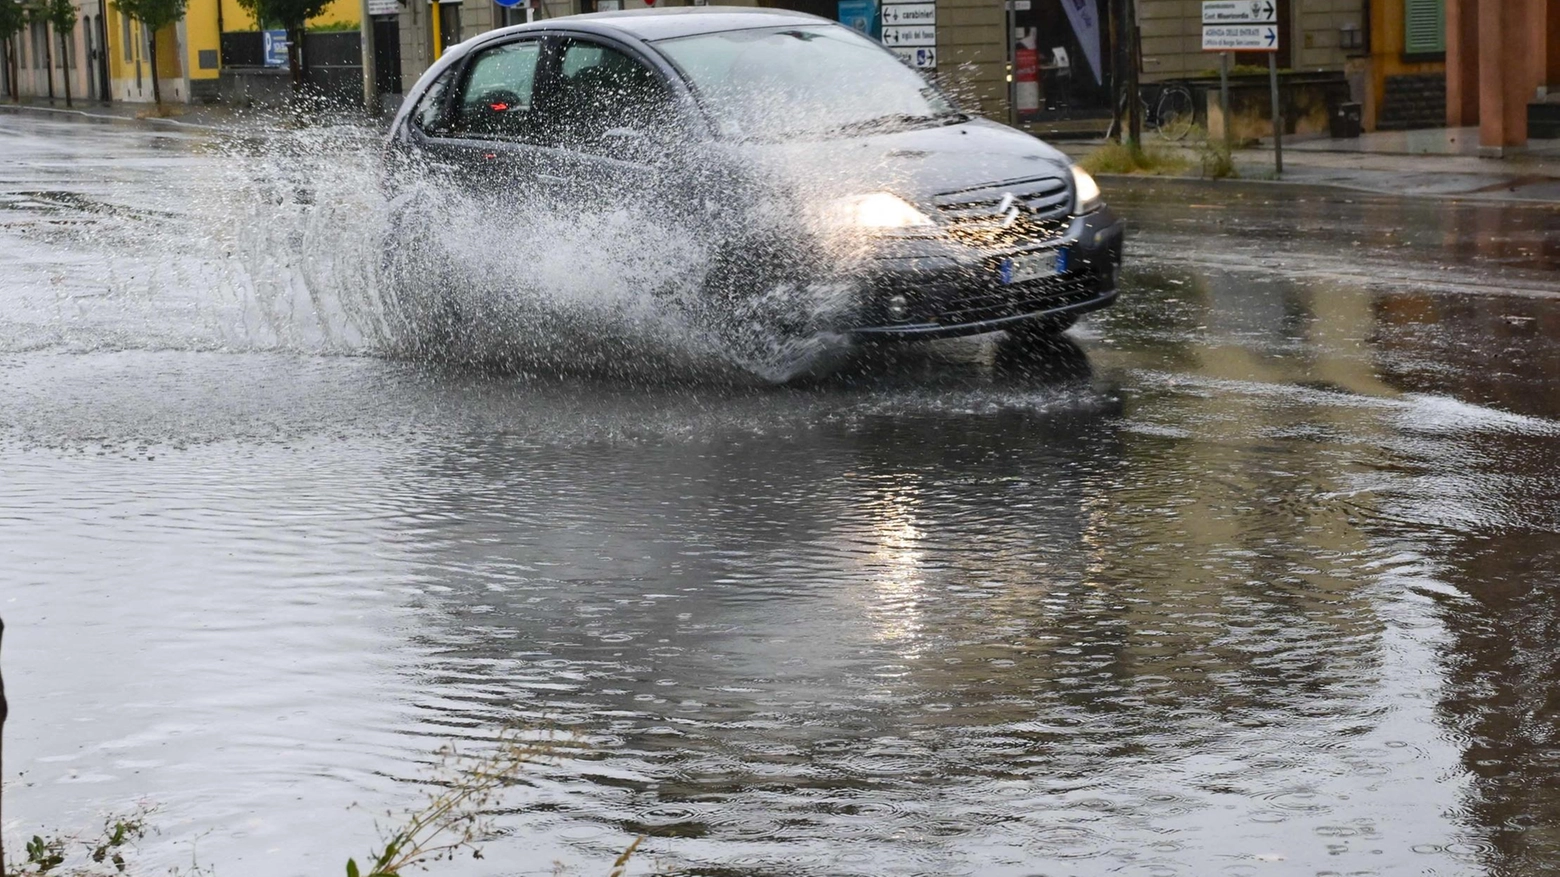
[{"x1": 887, "y1": 294, "x2": 909, "y2": 320}]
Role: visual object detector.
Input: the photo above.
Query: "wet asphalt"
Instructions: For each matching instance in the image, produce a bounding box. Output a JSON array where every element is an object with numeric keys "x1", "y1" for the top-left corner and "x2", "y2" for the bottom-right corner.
[{"x1": 3, "y1": 113, "x2": 1560, "y2": 877}]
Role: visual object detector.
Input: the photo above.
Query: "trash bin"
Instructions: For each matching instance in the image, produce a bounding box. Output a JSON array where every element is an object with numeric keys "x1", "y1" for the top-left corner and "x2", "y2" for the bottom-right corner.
[{"x1": 1330, "y1": 102, "x2": 1363, "y2": 139}]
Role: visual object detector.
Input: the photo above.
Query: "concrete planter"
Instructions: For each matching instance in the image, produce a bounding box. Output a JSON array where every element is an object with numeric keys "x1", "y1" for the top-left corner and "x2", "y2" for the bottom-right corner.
[{"x1": 1183, "y1": 72, "x2": 1352, "y2": 143}]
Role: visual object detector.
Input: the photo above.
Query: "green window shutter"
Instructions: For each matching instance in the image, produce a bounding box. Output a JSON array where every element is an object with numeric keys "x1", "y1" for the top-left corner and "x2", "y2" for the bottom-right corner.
[{"x1": 1404, "y1": 0, "x2": 1445, "y2": 54}]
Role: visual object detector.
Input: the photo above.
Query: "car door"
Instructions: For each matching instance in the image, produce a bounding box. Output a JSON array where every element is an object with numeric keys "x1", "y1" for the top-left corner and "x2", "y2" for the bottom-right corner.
[
  {"x1": 527, "y1": 36, "x2": 697, "y2": 223},
  {"x1": 410, "y1": 37, "x2": 549, "y2": 201}
]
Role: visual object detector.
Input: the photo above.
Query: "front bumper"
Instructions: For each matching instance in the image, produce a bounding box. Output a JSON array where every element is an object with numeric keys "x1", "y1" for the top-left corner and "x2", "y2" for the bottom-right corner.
[{"x1": 845, "y1": 206, "x2": 1125, "y2": 341}]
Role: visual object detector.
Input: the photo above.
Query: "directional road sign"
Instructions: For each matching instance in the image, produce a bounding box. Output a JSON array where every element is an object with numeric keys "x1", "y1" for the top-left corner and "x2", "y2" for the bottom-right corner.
[
  {"x1": 1202, "y1": 23, "x2": 1279, "y2": 51},
  {"x1": 881, "y1": 2, "x2": 934, "y2": 25},
  {"x1": 889, "y1": 46, "x2": 937, "y2": 68},
  {"x1": 1202, "y1": 0, "x2": 1276, "y2": 24},
  {"x1": 882, "y1": 25, "x2": 935, "y2": 47}
]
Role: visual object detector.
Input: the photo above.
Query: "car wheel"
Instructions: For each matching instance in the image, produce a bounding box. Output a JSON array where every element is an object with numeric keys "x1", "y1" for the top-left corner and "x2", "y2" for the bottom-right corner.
[
  {"x1": 699, "y1": 237, "x2": 849, "y2": 382},
  {"x1": 381, "y1": 193, "x2": 464, "y2": 360}
]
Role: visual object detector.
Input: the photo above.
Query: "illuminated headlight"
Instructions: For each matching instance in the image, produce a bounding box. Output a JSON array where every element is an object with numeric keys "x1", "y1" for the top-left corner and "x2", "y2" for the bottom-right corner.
[
  {"x1": 1071, "y1": 165, "x2": 1102, "y2": 214},
  {"x1": 822, "y1": 192, "x2": 934, "y2": 229}
]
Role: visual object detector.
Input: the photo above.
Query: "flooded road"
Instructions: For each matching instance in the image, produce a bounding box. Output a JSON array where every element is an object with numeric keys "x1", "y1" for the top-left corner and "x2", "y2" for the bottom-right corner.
[{"x1": 3, "y1": 112, "x2": 1560, "y2": 876}]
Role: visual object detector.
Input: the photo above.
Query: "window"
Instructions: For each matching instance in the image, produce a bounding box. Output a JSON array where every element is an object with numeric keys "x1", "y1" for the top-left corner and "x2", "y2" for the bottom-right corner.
[
  {"x1": 545, "y1": 39, "x2": 670, "y2": 148},
  {"x1": 1403, "y1": 0, "x2": 1445, "y2": 56},
  {"x1": 411, "y1": 64, "x2": 460, "y2": 133},
  {"x1": 32, "y1": 21, "x2": 47, "y2": 69},
  {"x1": 454, "y1": 40, "x2": 541, "y2": 139},
  {"x1": 656, "y1": 26, "x2": 956, "y2": 141},
  {"x1": 122, "y1": 12, "x2": 133, "y2": 63}
]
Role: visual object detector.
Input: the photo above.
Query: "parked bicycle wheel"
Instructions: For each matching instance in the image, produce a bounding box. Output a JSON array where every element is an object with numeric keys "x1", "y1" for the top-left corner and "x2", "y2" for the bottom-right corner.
[{"x1": 1154, "y1": 85, "x2": 1196, "y2": 141}]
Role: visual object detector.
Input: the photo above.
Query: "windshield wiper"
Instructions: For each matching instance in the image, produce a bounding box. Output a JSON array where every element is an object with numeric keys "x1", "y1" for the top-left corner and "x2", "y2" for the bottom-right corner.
[{"x1": 826, "y1": 111, "x2": 969, "y2": 136}]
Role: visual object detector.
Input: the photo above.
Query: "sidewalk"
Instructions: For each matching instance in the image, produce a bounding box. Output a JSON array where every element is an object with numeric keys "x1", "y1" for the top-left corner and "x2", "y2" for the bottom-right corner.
[
  {"x1": 5, "y1": 97, "x2": 1558, "y2": 203},
  {"x1": 0, "y1": 96, "x2": 379, "y2": 131},
  {"x1": 1060, "y1": 128, "x2": 1560, "y2": 203}
]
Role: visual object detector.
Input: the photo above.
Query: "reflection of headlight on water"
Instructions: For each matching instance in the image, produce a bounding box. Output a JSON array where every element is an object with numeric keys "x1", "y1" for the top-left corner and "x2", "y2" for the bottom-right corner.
[{"x1": 820, "y1": 192, "x2": 935, "y2": 229}]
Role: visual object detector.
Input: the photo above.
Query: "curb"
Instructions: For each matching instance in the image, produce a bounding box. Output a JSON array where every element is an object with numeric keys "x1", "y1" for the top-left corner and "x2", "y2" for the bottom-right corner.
[
  {"x1": 1089, "y1": 170, "x2": 1560, "y2": 206},
  {"x1": 0, "y1": 102, "x2": 222, "y2": 131}
]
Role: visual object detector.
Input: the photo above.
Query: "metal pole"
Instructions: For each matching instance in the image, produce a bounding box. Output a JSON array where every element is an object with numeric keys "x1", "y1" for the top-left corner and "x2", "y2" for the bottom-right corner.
[
  {"x1": 1126, "y1": 2, "x2": 1140, "y2": 149},
  {"x1": 1005, "y1": 0, "x2": 1015, "y2": 127},
  {"x1": 430, "y1": 0, "x2": 442, "y2": 61},
  {"x1": 1219, "y1": 50, "x2": 1230, "y2": 151},
  {"x1": 1268, "y1": 51, "x2": 1281, "y2": 176},
  {"x1": 359, "y1": 0, "x2": 375, "y2": 113}
]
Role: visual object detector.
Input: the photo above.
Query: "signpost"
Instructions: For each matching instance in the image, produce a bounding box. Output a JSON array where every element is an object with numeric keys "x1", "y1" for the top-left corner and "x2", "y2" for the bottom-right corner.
[
  {"x1": 881, "y1": 0, "x2": 935, "y2": 68},
  {"x1": 1201, "y1": 0, "x2": 1281, "y2": 176}
]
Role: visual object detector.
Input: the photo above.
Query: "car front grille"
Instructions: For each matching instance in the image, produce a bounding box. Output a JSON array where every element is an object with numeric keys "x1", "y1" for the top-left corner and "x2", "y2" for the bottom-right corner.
[
  {"x1": 932, "y1": 176, "x2": 1073, "y2": 249},
  {"x1": 921, "y1": 268, "x2": 1103, "y2": 325}
]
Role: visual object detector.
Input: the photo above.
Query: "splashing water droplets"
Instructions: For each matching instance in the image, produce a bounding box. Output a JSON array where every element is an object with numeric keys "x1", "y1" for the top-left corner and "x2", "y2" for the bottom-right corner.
[{"x1": 193, "y1": 122, "x2": 857, "y2": 382}]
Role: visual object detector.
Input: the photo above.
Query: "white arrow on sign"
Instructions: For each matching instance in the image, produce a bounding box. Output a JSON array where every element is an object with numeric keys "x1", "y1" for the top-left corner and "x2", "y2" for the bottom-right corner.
[
  {"x1": 1202, "y1": 0, "x2": 1276, "y2": 25},
  {"x1": 1201, "y1": 23, "x2": 1280, "y2": 51},
  {"x1": 883, "y1": 25, "x2": 935, "y2": 47},
  {"x1": 890, "y1": 46, "x2": 936, "y2": 68},
  {"x1": 882, "y1": 2, "x2": 934, "y2": 25}
]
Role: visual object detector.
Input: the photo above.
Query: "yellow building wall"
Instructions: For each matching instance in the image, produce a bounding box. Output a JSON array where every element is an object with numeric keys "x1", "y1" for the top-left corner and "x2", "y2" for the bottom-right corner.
[
  {"x1": 210, "y1": 0, "x2": 363, "y2": 31},
  {"x1": 1364, "y1": 0, "x2": 1444, "y2": 130},
  {"x1": 106, "y1": 0, "x2": 365, "y2": 88}
]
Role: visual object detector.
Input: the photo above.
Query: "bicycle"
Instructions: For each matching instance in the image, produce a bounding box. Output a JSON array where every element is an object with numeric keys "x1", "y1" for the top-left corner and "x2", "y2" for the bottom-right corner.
[{"x1": 1105, "y1": 81, "x2": 1197, "y2": 142}]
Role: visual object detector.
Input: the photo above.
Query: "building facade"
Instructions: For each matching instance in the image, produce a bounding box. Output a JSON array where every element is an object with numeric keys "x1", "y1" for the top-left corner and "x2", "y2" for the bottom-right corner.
[
  {"x1": 379, "y1": 0, "x2": 1381, "y2": 132},
  {"x1": 1, "y1": 0, "x2": 361, "y2": 103}
]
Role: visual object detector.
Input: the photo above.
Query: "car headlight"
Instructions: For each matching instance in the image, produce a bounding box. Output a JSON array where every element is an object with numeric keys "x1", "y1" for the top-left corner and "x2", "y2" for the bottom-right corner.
[
  {"x1": 822, "y1": 192, "x2": 934, "y2": 229},
  {"x1": 1071, "y1": 165, "x2": 1102, "y2": 214}
]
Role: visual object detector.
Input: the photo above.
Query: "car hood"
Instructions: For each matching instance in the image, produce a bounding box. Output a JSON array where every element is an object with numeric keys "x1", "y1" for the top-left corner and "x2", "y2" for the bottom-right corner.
[{"x1": 725, "y1": 117, "x2": 1075, "y2": 205}]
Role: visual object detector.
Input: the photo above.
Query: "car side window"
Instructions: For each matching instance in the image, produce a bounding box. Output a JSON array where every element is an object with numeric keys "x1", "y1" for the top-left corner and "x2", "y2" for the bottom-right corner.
[
  {"x1": 453, "y1": 40, "x2": 543, "y2": 141},
  {"x1": 543, "y1": 39, "x2": 673, "y2": 153},
  {"x1": 410, "y1": 64, "x2": 459, "y2": 135}
]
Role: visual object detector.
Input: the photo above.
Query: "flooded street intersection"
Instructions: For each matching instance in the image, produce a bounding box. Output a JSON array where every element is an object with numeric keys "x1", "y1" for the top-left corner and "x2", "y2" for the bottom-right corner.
[{"x1": 3, "y1": 113, "x2": 1560, "y2": 876}]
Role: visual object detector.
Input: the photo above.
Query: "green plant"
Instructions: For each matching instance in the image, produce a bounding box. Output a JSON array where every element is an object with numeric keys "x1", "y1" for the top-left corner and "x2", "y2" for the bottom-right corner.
[
  {"x1": 1199, "y1": 138, "x2": 1237, "y2": 179},
  {"x1": 0, "y1": 0, "x2": 28, "y2": 101},
  {"x1": 348, "y1": 729, "x2": 572, "y2": 877},
  {"x1": 306, "y1": 19, "x2": 358, "y2": 31},
  {"x1": 1078, "y1": 141, "x2": 1192, "y2": 177},
  {"x1": 42, "y1": 0, "x2": 77, "y2": 106},
  {"x1": 4, "y1": 807, "x2": 151, "y2": 877}
]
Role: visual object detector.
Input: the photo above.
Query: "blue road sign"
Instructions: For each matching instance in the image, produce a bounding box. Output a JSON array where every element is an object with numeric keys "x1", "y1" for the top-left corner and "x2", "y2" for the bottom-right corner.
[
  {"x1": 262, "y1": 30, "x2": 288, "y2": 67},
  {"x1": 837, "y1": 0, "x2": 878, "y2": 39}
]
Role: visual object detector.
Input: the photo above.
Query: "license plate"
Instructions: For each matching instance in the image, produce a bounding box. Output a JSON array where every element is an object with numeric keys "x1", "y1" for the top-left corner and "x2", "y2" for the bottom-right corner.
[{"x1": 1000, "y1": 249, "x2": 1063, "y2": 284}]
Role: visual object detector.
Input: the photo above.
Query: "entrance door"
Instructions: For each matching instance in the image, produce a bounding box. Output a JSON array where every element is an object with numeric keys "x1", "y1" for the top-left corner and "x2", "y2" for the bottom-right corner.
[
  {"x1": 1012, "y1": 0, "x2": 1112, "y2": 120},
  {"x1": 372, "y1": 15, "x2": 401, "y2": 96}
]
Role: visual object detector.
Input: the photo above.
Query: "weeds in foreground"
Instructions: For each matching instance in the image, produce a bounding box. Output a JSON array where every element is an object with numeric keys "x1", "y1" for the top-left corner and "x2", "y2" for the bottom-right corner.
[
  {"x1": 1199, "y1": 138, "x2": 1238, "y2": 179},
  {"x1": 1078, "y1": 141, "x2": 1192, "y2": 177},
  {"x1": 347, "y1": 729, "x2": 572, "y2": 876},
  {"x1": 3, "y1": 806, "x2": 153, "y2": 877},
  {"x1": 6, "y1": 730, "x2": 644, "y2": 877}
]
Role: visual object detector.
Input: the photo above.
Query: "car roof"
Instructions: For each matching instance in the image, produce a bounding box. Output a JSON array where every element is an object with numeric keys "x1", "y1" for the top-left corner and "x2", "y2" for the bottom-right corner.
[{"x1": 486, "y1": 5, "x2": 835, "y2": 42}]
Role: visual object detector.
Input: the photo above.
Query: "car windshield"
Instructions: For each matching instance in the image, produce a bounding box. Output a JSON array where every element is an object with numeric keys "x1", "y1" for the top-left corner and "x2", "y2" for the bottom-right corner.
[{"x1": 654, "y1": 25, "x2": 961, "y2": 141}]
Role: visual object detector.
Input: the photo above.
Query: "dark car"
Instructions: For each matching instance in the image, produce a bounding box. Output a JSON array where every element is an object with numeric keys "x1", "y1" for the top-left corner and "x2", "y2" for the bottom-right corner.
[{"x1": 384, "y1": 6, "x2": 1124, "y2": 358}]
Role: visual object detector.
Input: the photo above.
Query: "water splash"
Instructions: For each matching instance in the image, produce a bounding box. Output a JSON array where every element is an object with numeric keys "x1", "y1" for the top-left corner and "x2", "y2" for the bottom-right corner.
[{"x1": 200, "y1": 121, "x2": 863, "y2": 382}]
